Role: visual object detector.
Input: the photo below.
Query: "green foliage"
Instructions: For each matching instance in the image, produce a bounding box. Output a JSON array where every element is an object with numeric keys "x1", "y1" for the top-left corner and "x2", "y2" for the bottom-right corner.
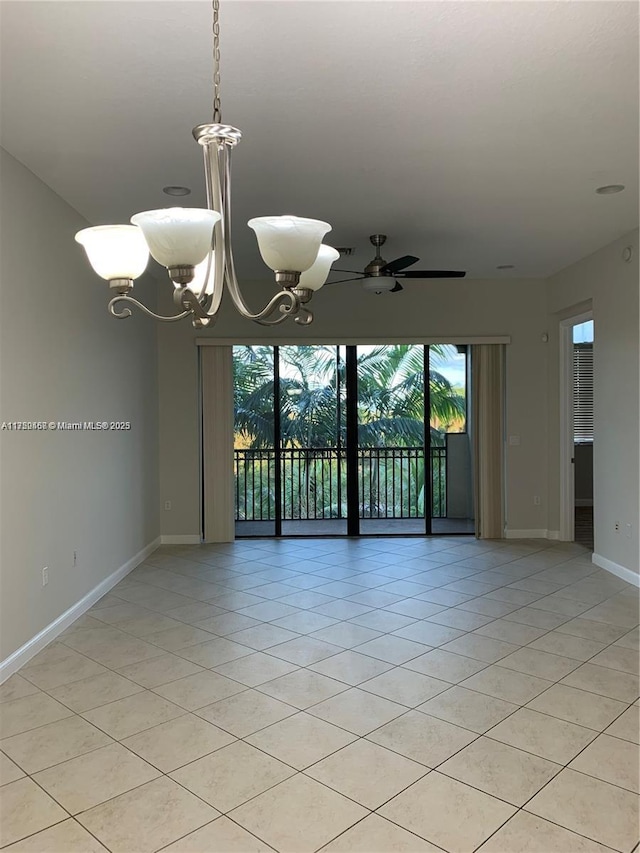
[
  {"x1": 233, "y1": 344, "x2": 465, "y2": 448},
  {"x1": 233, "y1": 345, "x2": 275, "y2": 447}
]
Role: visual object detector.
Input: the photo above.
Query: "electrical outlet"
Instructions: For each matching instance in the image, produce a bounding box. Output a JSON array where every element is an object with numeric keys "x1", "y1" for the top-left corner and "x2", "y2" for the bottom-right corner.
[
  {"x1": 42, "y1": 567, "x2": 49, "y2": 587},
  {"x1": 164, "y1": 501, "x2": 172, "y2": 511},
  {"x1": 533, "y1": 496, "x2": 541, "y2": 506},
  {"x1": 73, "y1": 550, "x2": 78, "y2": 568}
]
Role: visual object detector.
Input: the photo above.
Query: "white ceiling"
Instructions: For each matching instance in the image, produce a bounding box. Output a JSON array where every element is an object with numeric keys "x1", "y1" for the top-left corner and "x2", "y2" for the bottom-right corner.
[{"x1": 1, "y1": 0, "x2": 638, "y2": 279}]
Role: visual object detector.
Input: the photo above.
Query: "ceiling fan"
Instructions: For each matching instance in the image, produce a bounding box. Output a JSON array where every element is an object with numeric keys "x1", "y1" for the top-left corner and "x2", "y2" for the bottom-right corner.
[{"x1": 328, "y1": 234, "x2": 466, "y2": 294}]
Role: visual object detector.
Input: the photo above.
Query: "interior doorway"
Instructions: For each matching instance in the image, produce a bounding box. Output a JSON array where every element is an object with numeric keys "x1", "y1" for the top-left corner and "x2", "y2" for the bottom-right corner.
[
  {"x1": 573, "y1": 320, "x2": 594, "y2": 548},
  {"x1": 232, "y1": 343, "x2": 474, "y2": 538},
  {"x1": 559, "y1": 312, "x2": 594, "y2": 546}
]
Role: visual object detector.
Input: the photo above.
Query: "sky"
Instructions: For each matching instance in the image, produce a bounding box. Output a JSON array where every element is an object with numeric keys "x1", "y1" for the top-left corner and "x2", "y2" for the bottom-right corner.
[
  {"x1": 348, "y1": 344, "x2": 467, "y2": 389},
  {"x1": 573, "y1": 321, "x2": 594, "y2": 343},
  {"x1": 432, "y1": 348, "x2": 466, "y2": 387},
  {"x1": 261, "y1": 343, "x2": 468, "y2": 389}
]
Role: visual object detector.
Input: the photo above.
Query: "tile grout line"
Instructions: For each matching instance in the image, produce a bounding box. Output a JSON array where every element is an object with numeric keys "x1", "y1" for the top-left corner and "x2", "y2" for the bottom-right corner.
[
  {"x1": 2, "y1": 538, "x2": 636, "y2": 853},
  {"x1": 9, "y1": 551, "x2": 636, "y2": 743}
]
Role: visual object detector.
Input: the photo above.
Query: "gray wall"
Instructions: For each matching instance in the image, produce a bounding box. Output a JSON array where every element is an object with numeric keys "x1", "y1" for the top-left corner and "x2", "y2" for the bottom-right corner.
[
  {"x1": 157, "y1": 275, "x2": 550, "y2": 539},
  {"x1": 0, "y1": 150, "x2": 160, "y2": 660},
  {"x1": 547, "y1": 229, "x2": 639, "y2": 575}
]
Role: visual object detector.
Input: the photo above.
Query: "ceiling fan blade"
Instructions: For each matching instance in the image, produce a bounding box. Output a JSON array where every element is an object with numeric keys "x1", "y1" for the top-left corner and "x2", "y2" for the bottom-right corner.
[
  {"x1": 390, "y1": 282, "x2": 404, "y2": 293},
  {"x1": 397, "y1": 270, "x2": 466, "y2": 278},
  {"x1": 331, "y1": 268, "x2": 362, "y2": 274},
  {"x1": 379, "y1": 255, "x2": 419, "y2": 274},
  {"x1": 325, "y1": 276, "x2": 366, "y2": 286}
]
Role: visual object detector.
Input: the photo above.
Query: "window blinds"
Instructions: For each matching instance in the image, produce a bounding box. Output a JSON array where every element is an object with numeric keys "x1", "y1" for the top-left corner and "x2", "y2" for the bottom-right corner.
[{"x1": 573, "y1": 343, "x2": 594, "y2": 443}]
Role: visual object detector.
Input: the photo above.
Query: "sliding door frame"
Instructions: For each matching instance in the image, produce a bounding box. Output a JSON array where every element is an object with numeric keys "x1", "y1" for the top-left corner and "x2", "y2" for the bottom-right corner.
[
  {"x1": 424, "y1": 344, "x2": 433, "y2": 535},
  {"x1": 345, "y1": 346, "x2": 360, "y2": 536},
  {"x1": 273, "y1": 346, "x2": 283, "y2": 538},
  {"x1": 216, "y1": 338, "x2": 493, "y2": 539}
]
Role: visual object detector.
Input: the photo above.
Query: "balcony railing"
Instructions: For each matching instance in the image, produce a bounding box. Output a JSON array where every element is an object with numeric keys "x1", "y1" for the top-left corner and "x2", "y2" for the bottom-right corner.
[{"x1": 234, "y1": 446, "x2": 446, "y2": 522}]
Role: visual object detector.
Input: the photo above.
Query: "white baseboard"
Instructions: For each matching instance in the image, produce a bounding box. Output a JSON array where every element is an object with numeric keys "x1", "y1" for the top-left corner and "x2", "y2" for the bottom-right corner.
[
  {"x1": 505, "y1": 529, "x2": 550, "y2": 539},
  {"x1": 505, "y1": 529, "x2": 562, "y2": 541},
  {"x1": 592, "y1": 553, "x2": 640, "y2": 588},
  {"x1": 0, "y1": 536, "x2": 161, "y2": 684},
  {"x1": 160, "y1": 535, "x2": 201, "y2": 545}
]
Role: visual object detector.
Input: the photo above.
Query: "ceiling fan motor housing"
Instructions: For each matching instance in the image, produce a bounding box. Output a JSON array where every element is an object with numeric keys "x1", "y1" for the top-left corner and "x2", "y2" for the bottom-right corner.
[
  {"x1": 364, "y1": 257, "x2": 387, "y2": 277},
  {"x1": 364, "y1": 234, "x2": 389, "y2": 277}
]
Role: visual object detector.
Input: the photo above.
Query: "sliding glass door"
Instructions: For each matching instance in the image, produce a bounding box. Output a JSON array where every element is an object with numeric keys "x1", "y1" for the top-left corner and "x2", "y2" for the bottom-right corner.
[
  {"x1": 357, "y1": 344, "x2": 427, "y2": 534},
  {"x1": 232, "y1": 343, "x2": 473, "y2": 537},
  {"x1": 430, "y1": 345, "x2": 474, "y2": 534},
  {"x1": 233, "y1": 346, "x2": 277, "y2": 537},
  {"x1": 279, "y1": 346, "x2": 347, "y2": 535}
]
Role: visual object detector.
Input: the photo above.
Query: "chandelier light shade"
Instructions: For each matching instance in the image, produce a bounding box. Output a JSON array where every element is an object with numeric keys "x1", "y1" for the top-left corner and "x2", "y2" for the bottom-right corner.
[
  {"x1": 299, "y1": 245, "x2": 341, "y2": 291},
  {"x1": 74, "y1": 225, "x2": 149, "y2": 283},
  {"x1": 247, "y1": 216, "x2": 331, "y2": 273},
  {"x1": 130, "y1": 208, "x2": 221, "y2": 269},
  {"x1": 74, "y1": 0, "x2": 337, "y2": 326}
]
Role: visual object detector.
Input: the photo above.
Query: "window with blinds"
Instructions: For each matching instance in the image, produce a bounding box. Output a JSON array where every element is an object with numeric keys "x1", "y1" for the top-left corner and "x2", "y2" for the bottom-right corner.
[{"x1": 573, "y1": 343, "x2": 593, "y2": 443}]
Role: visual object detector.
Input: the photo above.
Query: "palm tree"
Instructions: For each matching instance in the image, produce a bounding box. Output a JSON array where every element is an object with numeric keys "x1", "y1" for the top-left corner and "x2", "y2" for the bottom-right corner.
[
  {"x1": 355, "y1": 345, "x2": 464, "y2": 447},
  {"x1": 279, "y1": 346, "x2": 341, "y2": 449},
  {"x1": 233, "y1": 343, "x2": 465, "y2": 449},
  {"x1": 233, "y1": 345, "x2": 275, "y2": 448}
]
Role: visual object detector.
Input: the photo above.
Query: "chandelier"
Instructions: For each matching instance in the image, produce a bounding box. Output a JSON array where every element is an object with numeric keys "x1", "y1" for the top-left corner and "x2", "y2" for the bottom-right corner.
[{"x1": 74, "y1": 0, "x2": 339, "y2": 327}]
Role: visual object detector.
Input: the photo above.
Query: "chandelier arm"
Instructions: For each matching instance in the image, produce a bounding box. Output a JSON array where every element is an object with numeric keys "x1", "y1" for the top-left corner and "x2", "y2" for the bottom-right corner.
[
  {"x1": 173, "y1": 288, "x2": 215, "y2": 328},
  {"x1": 108, "y1": 295, "x2": 189, "y2": 323},
  {"x1": 199, "y1": 293, "x2": 214, "y2": 312},
  {"x1": 218, "y1": 145, "x2": 309, "y2": 325},
  {"x1": 294, "y1": 307, "x2": 314, "y2": 326},
  {"x1": 196, "y1": 142, "x2": 225, "y2": 316},
  {"x1": 176, "y1": 286, "x2": 215, "y2": 320}
]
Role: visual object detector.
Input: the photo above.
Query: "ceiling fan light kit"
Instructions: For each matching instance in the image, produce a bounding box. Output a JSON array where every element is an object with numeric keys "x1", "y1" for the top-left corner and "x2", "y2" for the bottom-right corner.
[
  {"x1": 362, "y1": 278, "x2": 397, "y2": 294},
  {"x1": 74, "y1": 0, "x2": 338, "y2": 327}
]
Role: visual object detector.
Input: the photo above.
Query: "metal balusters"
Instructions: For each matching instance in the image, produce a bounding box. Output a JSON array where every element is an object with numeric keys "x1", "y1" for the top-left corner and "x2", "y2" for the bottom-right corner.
[{"x1": 233, "y1": 446, "x2": 447, "y2": 523}]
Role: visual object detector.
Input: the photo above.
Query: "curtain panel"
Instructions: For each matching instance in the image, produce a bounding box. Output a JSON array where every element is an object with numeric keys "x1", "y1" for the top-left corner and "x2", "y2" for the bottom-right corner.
[
  {"x1": 201, "y1": 345, "x2": 235, "y2": 542},
  {"x1": 471, "y1": 344, "x2": 505, "y2": 539}
]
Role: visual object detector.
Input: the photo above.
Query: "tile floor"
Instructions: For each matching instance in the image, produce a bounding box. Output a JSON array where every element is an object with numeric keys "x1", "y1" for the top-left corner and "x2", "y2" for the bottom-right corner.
[{"x1": 1, "y1": 537, "x2": 639, "y2": 853}]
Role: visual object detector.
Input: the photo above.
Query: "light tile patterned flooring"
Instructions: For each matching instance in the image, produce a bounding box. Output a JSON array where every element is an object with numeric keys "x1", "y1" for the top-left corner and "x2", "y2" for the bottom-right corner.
[{"x1": 1, "y1": 537, "x2": 639, "y2": 852}]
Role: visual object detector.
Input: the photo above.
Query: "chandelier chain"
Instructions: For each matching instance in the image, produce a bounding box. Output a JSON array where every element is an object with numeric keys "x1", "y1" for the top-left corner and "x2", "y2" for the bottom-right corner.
[{"x1": 212, "y1": 0, "x2": 222, "y2": 123}]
